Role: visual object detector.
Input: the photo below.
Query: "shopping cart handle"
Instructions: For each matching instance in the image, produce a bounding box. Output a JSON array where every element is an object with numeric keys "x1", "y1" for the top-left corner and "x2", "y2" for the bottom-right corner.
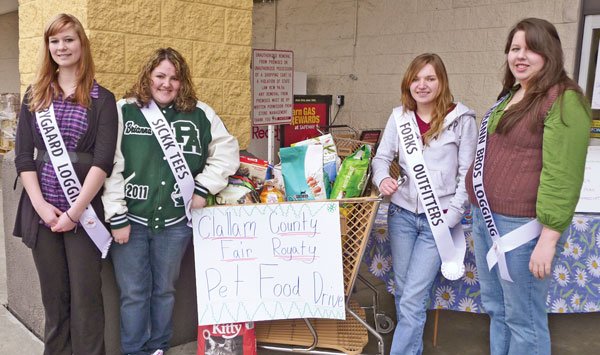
[{"x1": 317, "y1": 124, "x2": 359, "y2": 136}]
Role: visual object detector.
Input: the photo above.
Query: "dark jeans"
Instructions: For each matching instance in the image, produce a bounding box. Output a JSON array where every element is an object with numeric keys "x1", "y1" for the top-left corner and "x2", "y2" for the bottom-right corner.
[
  {"x1": 111, "y1": 221, "x2": 192, "y2": 355},
  {"x1": 32, "y1": 225, "x2": 105, "y2": 355}
]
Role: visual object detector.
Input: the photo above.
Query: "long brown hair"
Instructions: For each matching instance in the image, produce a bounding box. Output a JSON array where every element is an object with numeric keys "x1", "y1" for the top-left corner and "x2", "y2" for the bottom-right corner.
[
  {"x1": 28, "y1": 13, "x2": 95, "y2": 112},
  {"x1": 401, "y1": 53, "x2": 454, "y2": 144},
  {"x1": 126, "y1": 47, "x2": 198, "y2": 112},
  {"x1": 496, "y1": 18, "x2": 583, "y2": 133}
]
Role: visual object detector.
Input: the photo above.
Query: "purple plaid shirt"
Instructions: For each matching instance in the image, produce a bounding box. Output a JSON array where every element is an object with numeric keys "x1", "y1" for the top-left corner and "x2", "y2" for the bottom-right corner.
[{"x1": 36, "y1": 82, "x2": 98, "y2": 212}]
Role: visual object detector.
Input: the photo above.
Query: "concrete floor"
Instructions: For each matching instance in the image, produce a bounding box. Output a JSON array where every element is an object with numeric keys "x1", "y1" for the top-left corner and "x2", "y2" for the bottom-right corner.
[
  {"x1": 2, "y1": 156, "x2": 600, "y2": 354},
  {"x1": 0, "y1": 170, "x2": 44, "y2": 354}
]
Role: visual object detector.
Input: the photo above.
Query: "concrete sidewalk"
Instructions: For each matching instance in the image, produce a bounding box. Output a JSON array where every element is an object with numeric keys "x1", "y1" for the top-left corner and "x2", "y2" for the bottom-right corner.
[{"x1": 0, "y1": 180, "x2": 43, "y2": 353}]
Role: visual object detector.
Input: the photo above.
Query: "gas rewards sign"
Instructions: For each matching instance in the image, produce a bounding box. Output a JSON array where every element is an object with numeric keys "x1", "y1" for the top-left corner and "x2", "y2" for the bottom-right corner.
[{"x1": 282, "y1": 95, "x2": 331, "y2": 146}]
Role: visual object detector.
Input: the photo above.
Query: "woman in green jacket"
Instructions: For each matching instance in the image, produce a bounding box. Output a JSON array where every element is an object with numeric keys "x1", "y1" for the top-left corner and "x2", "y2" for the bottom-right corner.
[{"x1": 103, "y1": 47, "x2": 239, "y2": 355}]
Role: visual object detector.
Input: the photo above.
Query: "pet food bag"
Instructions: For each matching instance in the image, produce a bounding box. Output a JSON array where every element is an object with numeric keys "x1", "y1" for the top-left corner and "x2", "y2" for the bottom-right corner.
[
  {"x1": 330, "y1": 144, "x2": 371, "y2": 199},
  {"x1": 291, "y1": 133, "x2": 340, "y2": 183},
  {"x1": 280, "y1": 145, "x2": 327, "y2": 201},
  {"x1": 197, "y1": 322, "x2": 256, "y2": 355}
]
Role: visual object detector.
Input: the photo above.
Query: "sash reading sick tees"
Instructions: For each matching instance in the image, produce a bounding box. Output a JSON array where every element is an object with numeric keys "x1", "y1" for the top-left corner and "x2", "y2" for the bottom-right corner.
[{"x1": 140, "y1": 100, "x2": 195, "y2": 225}]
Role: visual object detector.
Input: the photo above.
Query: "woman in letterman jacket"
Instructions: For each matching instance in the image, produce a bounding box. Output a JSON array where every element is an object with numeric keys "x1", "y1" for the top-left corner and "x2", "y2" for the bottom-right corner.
[
  {"x1": 371, "y1": 53, "x2": 477, "y2": 355},
  {"x1": 102, "y1": 47, "x2": 239, "y2": 355}
]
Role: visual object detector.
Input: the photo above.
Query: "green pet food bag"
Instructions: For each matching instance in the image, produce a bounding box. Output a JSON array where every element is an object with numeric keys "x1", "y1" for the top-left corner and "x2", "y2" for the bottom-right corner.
[{"x1": 330, "y1": 144, "x2": 371, "y2": 199}]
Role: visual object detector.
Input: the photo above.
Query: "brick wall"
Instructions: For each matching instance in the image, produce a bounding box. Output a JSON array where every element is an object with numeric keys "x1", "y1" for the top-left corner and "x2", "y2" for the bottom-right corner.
[
  {"x1": 253, "y1": 0, "x2": 582, "y2": 129},
  {"x1": 18, "y1": 0, "x2": 252, "y2": 147}
]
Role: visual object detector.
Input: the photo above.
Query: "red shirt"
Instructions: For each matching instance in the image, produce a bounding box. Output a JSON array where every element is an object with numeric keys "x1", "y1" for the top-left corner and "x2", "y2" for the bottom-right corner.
[
  {"x1": 415, "y1": 112, "x2": 431, "y2": 143},
  {"x1": 415, "y1": 104, "x2": 457, "y2": 143}
]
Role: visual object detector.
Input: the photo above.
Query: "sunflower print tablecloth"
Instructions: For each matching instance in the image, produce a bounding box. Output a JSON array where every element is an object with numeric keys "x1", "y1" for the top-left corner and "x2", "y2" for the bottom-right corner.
[{"x1": 362, "y1": 203, "x2": 600, "y2": 314}]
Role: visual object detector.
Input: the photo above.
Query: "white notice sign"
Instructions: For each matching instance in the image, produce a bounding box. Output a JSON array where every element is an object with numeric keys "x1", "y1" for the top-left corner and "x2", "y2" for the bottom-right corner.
[
  {"x1": 575, "y1": 146, "x2": 600, "y2": 213},
  {"x1": 592, "y1": 39, "x2": 600, "y2": 109},
  {"x1": 252, "y1": 49, "x2": 294, "y2": 126},
  {"x1": 192, "y1": 202, "x2": 345, "y2": 325}
]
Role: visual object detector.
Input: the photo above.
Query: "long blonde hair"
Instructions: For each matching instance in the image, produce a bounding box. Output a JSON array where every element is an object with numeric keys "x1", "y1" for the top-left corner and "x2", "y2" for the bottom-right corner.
[
  {"x1": 401, "y1": 53, "x2": 454, "y2": 144},
  {"x1": 126, "y1": 48, "x2": 198, "y2": 112},
  {"x1": 28, "y1": 13, "x2": 95, "y2": 112}
]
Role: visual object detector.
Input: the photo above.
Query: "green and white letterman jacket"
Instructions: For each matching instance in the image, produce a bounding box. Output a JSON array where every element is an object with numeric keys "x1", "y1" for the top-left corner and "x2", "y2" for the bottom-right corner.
[{"x1": 102, "y1": 99, "x2": 239, "y2": 231}]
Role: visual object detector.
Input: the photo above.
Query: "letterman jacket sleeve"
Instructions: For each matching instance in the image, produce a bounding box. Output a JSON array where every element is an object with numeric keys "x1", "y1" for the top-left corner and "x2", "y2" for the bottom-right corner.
[
  {"x1": 371, "y1": 110, "x2": 399, "y2": 188},
  {"x1": 102, "y1": 99, "x2": 129, "y2": 229},
  {"x1": 445, "y1": 111, "x2": 478, "y2": 227},
  {"x1": 193, "y1": 101, "x2": 240, "y2": 197}
]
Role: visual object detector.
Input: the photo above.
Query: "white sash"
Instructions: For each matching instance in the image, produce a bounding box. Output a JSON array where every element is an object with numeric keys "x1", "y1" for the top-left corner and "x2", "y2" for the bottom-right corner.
[
  {"x1": 140, "y1": 100, "x2": 195, "y2": 225},
  {"x1": 393, "y1": 110, "x2": 466, "y2": 280},
  {"x1": 472, "y1": 95, "x2": 542, "y2": 282},
  {"x1": 35, "y1": 105, "x2": 112, "y2": 258}
]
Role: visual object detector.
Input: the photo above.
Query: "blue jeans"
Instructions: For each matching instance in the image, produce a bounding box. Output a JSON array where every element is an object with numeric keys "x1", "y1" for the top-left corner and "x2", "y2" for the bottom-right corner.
[
  {"x1": 111, "y1": 221, "x2": 192, "y2": 355},
  {"x1": 388, "y1": 204, "x2": 441, "y2": 355},
  {"x1": 472, "y1": 205, "x2": 556, "y2": 355}
]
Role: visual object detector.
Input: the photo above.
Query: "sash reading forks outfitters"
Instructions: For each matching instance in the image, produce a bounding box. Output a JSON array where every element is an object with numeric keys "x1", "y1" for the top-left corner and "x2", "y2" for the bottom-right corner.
[{"x1": 393, "y1": 108, "x2": 466, "y2": 280}]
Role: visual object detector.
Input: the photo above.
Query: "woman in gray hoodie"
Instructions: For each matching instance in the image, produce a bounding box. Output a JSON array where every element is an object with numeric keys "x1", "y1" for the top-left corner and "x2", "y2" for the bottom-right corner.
[{"x1": 371, "y1": 53, "x2": 477, "y2": 355}]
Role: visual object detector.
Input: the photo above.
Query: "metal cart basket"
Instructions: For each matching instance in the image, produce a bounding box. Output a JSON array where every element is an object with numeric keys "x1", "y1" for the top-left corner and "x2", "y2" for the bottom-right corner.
[
  {"x1": 255, "y1": 196, "x2": 382, "y2": 354},
  {"x1": 254, "y1": 135, "x2": 394, "y2": 354}
]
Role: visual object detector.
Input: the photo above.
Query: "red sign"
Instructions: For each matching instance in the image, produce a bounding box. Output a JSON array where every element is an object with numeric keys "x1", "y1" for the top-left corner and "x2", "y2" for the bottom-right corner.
[{"x1": 282, "y1": 95, "x2": 331, "y2": 146}]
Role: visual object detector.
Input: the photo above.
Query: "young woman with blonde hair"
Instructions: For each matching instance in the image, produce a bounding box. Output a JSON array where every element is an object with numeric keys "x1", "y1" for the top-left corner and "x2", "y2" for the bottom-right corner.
[
  {"x1": 372, "y1": 53, "x2": 477, "y2": 354},
  {"x1": 14, "y1": 13, "x2": 118, "y2": 355}
]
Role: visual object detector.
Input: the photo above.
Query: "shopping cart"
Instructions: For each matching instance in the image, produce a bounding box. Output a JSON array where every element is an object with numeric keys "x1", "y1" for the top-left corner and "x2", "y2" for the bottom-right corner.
[
  {"x1": 255, "y1": 196, "x2": 383, "y2": 354},
  {"x1": 255, "y1": 136, "x2": 391, "y2": 354}
]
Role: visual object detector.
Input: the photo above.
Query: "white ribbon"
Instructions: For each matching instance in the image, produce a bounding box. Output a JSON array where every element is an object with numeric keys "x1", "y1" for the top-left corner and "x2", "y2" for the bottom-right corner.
[
  {"x1": 486, "y1": 220, "x2": 542, "y2": 272},
  {"x1": 472, "y1": 95, "x2": 542, "y2": 282},
  {"x1": 35, "y1": 105, "x2": 112, "y2": 258},
  {"x1": 393, "y1": 109, "x2": 466, "y2": 280},
  {"x1": 140, "y1": 100, "x2": 195, "y2": 225}
]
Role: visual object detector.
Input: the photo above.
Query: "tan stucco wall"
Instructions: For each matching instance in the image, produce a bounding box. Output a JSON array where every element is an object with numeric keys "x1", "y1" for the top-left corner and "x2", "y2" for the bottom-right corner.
[
  {"x1": 253, "y1": 0, "x2": 582, "y2": 130},
  {"x1": 18, "y1": 0, "x2": 252, "y2": 148},
  {"x1": 0, "y1": 11, "x2": 19, "y2": 93}
]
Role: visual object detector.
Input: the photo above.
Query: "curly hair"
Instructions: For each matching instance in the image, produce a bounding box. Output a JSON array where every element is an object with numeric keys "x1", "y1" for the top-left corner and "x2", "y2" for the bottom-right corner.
[
  {"x1": 28, "y1": 13, "x2": 95, "y2": 112},
  {"x1": 126, "y1": 47, "x2": 198, "y2": 112}
]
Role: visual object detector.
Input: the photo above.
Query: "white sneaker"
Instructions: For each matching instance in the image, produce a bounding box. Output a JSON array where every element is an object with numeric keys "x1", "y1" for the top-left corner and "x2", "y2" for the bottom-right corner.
[{"x1": 151, "y1": 350, "x2": 164, "y2": 355}]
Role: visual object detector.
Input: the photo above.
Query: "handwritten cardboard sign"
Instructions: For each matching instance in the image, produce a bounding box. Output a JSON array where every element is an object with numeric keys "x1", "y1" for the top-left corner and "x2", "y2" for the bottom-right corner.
[{"x1": 192, "y1": 202, "x2": 345, "y2": 325}]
